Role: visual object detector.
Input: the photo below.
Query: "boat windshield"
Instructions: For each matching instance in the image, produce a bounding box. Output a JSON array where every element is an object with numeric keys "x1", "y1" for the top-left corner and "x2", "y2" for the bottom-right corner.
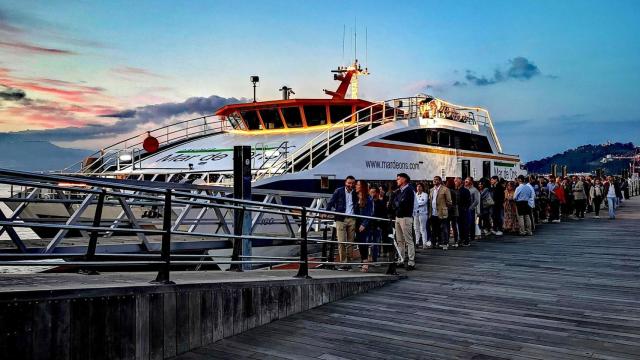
[{"x1": 226, "y1": 112, "x2": 244, "y2": 129}]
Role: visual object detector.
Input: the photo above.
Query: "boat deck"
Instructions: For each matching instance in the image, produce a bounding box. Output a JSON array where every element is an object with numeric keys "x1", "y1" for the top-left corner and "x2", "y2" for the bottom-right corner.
[{"x1": 180, "y1": 197, "x2": 640, "y2": 359}]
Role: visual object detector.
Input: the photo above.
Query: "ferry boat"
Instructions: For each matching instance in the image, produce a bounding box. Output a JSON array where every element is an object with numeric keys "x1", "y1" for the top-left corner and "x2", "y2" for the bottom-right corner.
[{"x1": 76, "y1": 60, "x2": 525, "y2": 191}]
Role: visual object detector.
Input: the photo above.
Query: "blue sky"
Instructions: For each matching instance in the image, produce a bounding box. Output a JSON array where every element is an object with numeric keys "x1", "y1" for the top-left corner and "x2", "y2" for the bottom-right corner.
[{"x1": 0, "y1": 0, "x2": 639, "y2": 160}]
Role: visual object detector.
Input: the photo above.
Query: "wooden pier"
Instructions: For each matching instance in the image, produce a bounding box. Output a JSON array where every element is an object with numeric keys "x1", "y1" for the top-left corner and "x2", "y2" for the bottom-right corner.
[
  {"x1": 0, "y1": 270, "x2": 396, "y2": 360},
  {"x1": 179, "y1": 198, "x2": 640, "y2": 360}
]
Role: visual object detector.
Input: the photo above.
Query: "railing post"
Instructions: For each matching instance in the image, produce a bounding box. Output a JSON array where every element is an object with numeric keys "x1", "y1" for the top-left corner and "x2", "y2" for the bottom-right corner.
[
  {"x1": 82, "y1": 188, "x2": 106, "y2": 275},
  {"x1": 386, "y1": 221, "x2": 398, "y2": 275},
  {"x1": 382, "y1": 102, "x2": 386, "y2": 121},
  {"x1": 294, "y1": 208, "x2": 311, "y2": 278},
  {"x1": 153, "y1": 189, "x2": 175, "y2": 284},
  {"x1": 326, "y1": 128, "x2": 330, "y2": 156}
]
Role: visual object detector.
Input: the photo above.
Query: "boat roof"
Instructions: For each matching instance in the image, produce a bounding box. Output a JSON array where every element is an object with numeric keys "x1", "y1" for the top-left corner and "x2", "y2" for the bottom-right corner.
[{"x1": 215, "y1": 98, "x2": 373, "y2": 116}]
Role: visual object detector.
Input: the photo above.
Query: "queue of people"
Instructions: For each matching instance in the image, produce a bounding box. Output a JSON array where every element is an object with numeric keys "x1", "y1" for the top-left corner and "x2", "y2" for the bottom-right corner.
[{"x1": 326, "y1": 173, "x2": 632, "y2": 272}]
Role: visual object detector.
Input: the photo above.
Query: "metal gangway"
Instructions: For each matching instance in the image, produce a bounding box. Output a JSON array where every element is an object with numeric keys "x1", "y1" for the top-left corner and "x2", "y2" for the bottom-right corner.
[{"x1": 0, "y1": 169, "x2": 399, "y2": 282}]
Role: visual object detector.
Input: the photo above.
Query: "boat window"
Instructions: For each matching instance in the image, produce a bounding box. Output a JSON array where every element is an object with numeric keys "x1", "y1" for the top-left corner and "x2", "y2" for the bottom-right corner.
[
  {"x1": 304, "y1": 106, "x2": 328, "y2": 126},
  {"x1": 259, "y1": 108, "x2": 285, "y2": 129},
  {"x1": 382, "y1": 129, "x2": 492, "y2": 153},
  {"x1": 240, "y1": 110, "x2": 262, "y2": 130},
  {"x1": 281, "y1": 107, "x2": 304, "y2": 128},
  {"x1": 226, "y1": 113, "x2": 244, "y2": 129},
  {"x1": 330, "y1": 105, "x2": 353, "y2": 123},
  {"x1": 426, "y1": 130, "x2": 438, "y2": 144},
  {"x1": 439, "y1": 131, "x2": 450, "y2": 147}
]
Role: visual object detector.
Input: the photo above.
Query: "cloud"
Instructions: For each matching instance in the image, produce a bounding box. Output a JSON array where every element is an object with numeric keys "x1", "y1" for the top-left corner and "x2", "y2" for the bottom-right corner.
[
  {"x1": 404, "y1": 80, "x2": 447, "y2": 94},
  {"x1": 0, "y1": 68, "x2": 106, "y2": 103},
  {"x1": 455, "y1": 57, "x2": 549, "y2": 87},
  {"x1": 506, "y1": 57, "x2": 541, "y2": 80},
  {"x1": 111, "y1": 66, "x2": 166, "y2": 79},
  {"x1": 0, "y1": 6, "x2": 104, "y2": 56},
  {"x1": 0, "y1": 40, "x2": 75, "y2": 55},
  {"x1": 0, "y1": 85, "x2": 26, "y2": 101},
  {"x1": 100, "y1": 94, "x2": 244, "y2": 125},
  {"x1": 464, "y1": 71, "x2": 498, "y2": 86},
  {"x1": 1, "y1": 94, "x2": 245, "y2": 142}
]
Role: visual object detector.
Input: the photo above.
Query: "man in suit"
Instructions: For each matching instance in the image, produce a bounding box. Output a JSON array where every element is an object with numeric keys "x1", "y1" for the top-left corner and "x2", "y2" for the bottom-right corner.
[
  {"x1": 429, "y1": 176, "x2": 453, "y2": 249},
  {"x1": 326, "y1": 175, "x2": 358, "y2": 270},
  {"x1": 394, "y1": 173, "x2": 416, "y2": 270}
]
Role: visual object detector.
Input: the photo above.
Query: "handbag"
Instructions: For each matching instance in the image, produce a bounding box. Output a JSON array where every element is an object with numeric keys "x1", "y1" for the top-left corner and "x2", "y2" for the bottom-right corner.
[{"x1": 482, "y1": 194, "x2": 495, "y2": 208}]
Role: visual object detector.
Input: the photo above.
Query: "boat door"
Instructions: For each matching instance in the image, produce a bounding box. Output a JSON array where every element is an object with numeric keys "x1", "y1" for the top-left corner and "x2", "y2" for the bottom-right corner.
[
  {"x1": 461, "y1": 160, "x2": 470, "y2": 179},
  {"x1": 482, "y1": 161, "x2": 491, "y2": 180}
]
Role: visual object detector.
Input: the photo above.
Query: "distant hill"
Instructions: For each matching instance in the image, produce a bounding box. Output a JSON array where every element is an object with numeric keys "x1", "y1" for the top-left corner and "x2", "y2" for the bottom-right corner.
[
  {"x1": 526, "y1": 142, "x2": 636, "y2": 175},
  {"x1": 0, "y1": 134, "x2": 91, "y2": 172}
]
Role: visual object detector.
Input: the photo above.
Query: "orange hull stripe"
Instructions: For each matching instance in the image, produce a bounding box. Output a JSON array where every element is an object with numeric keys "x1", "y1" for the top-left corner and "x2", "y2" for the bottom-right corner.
[{"x1": 365, "y1": 141, "x2": 520, "y2": 162}]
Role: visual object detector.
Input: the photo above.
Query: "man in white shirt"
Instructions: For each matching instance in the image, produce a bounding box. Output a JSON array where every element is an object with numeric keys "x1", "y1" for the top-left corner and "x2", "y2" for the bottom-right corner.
[{"x1": 413, "y1": 183, "x2": 429, "y2": 248}]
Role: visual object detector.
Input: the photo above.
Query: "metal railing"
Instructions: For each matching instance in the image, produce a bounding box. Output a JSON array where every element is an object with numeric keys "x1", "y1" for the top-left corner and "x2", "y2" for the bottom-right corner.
[
  {"x1": 258, "y1": 97, "x2": 422, "y2": 178},
  {"x1": 62, "y1": 115, "x2": 233, "y2": 174},
  {"x1": 0, "y1": 169, "x2": 399, "y2": 282}
]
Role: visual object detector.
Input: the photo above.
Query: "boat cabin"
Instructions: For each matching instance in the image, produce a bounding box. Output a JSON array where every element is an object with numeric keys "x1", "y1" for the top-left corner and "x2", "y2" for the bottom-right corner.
[{"x1": 216, "y1": 99, "x2": 374, "y2": 131}]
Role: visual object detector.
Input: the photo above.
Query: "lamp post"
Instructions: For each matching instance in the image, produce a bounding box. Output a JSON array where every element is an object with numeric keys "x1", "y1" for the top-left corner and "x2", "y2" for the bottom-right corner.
[{"x1": 250, "y1": 76, "x2": 259, "y2": 102}]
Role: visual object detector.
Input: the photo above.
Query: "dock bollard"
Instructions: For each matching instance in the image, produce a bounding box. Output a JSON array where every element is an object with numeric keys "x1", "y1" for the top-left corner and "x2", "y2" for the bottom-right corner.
[
  {"x1": 294, "y1": 208, "x2": 311, "y2": 279},
  {"x1": 152, "y1": 189, "x2": 175, "y2": 284}
]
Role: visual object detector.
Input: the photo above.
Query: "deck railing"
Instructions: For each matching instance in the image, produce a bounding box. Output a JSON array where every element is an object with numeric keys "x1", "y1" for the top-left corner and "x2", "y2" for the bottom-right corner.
[
  {"x1": 62, "y1": 115, "x2": 232, "y2": 174},
  {"x1": 0, "y1": 169, "x2": 399, "y2": 281}
]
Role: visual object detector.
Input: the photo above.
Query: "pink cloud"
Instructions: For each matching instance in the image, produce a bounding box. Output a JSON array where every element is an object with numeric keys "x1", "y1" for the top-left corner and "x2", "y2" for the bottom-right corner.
[
  {"x1": 0, "y1": 70, "x2": 107, "y2": 103},
  {"x1": 0, "y1": 67, "x2": 121, "y2": 131},
  {"x1": 111, "y1": 66, "x2": 166, "y2": 79},
  {"x1": 4, "y1": 104, "x2": 94, "y2": 128}
]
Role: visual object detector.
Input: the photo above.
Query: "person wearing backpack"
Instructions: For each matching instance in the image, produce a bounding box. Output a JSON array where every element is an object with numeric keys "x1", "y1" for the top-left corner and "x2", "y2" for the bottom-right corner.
[{"x1": 514, "y1": 175, "x2": 533, "y2": 236}]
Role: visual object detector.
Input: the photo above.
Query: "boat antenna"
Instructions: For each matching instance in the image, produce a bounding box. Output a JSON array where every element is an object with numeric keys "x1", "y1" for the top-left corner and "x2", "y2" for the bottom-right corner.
[
  {"x1": 354, "y1": 17, "x2": 357, "y2": 61},
  {"x1": 342, "y1": 24, "x2": 345, "y2": 63},
  {"x1": 365, "y1": 27, "x2": 368, "y2": 70}
]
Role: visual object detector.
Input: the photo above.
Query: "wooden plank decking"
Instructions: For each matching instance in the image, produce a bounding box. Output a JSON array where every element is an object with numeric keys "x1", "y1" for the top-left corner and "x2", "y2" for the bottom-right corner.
[{"x1": 177, "y1": 197, "x2": 640, "y2": 360}]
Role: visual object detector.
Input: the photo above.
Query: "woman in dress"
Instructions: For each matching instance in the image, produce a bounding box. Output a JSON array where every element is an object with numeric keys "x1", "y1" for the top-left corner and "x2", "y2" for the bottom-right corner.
[
  {"x1": 354, "y1": 180, "x2": 373, "y2": 272},
  {"x1": 503, "y1": 181, "x2": 520, "y2": 233}
]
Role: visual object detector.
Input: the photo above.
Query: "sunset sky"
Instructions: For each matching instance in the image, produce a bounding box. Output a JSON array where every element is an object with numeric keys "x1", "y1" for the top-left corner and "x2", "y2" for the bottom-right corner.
[{"x1": 0, "y1": 0, "x2": 639, "y2": 159}]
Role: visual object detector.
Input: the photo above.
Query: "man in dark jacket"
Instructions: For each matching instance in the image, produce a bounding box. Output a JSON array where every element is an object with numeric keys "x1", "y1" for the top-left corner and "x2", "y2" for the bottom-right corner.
[
  {"x1": 455, "y1": 177, "x2": 471, "y2": 246},
  {"x1": 489, "y1": 176, "x2": 504, "y2": 236},
  {"x1": 394, "y1": 173, "x2": 416, "y2": 270},
  {"x1": 326, "y1": 175, "x2": 358, "y2": 270}
]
